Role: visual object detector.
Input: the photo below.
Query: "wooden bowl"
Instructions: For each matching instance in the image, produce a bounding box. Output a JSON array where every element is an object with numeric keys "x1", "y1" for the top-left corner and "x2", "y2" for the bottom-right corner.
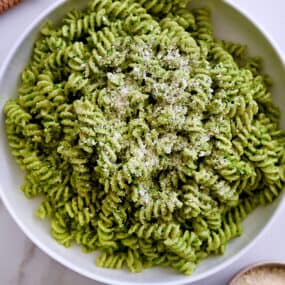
[{"x1": 0, "y1": 0, "x2": 22, "y2": 14}]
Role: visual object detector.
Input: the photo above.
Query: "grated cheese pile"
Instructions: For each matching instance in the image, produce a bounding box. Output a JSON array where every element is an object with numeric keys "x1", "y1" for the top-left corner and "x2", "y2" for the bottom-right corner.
[{"x1": 236, "y1": 266, "x2": 285, "y2": 285}]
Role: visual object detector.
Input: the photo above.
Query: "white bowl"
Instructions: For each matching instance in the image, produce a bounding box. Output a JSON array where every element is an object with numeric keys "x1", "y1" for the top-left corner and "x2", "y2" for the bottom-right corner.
[
  {"x1": 0, "y1": 0, "x2": 284, "y2": 284},
  {"x1": 228, "y1": 261, "x2": 285, "y2": 285}
]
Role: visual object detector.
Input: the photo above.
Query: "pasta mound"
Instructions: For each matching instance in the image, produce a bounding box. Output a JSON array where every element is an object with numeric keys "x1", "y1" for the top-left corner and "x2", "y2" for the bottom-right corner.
[{"x1": 4, "y1": 0, "x2": 285, "y2": 275}]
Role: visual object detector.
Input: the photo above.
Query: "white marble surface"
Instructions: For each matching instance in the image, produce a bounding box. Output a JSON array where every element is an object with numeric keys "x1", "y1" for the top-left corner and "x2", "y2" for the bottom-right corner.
[{"x1": 1, "y1": 1, "x2": 285, "y2": 285}]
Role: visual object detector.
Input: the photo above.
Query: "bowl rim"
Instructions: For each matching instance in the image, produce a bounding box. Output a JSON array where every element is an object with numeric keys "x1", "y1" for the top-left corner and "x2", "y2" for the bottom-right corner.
[
  {"x1": 0, "y1": 1, "x2": 285, "y2": 285},
  {"x1": 228, "y1": 261, "x2": 285, "y2": 285}
]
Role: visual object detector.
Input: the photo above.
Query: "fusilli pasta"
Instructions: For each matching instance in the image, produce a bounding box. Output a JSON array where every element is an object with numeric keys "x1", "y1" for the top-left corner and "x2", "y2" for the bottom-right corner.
[{"x1": 3, "y1": 0, "x2": 285, "y2": 275}]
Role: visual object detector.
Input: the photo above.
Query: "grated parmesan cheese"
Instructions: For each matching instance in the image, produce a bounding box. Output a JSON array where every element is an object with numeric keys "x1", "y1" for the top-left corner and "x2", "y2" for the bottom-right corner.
[
  {"x1": 235, "y1": 266, "x2": 285, "y2": 285},
  {"x1": 138, "y1": 186, "x2": 151, "y2": 204}
]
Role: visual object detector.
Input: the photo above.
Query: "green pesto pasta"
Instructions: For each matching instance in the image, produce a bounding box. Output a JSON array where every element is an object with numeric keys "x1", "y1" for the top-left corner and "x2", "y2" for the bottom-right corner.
[{"x1": 3, "y1": 0, "x2": 285, "y2": 275}]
